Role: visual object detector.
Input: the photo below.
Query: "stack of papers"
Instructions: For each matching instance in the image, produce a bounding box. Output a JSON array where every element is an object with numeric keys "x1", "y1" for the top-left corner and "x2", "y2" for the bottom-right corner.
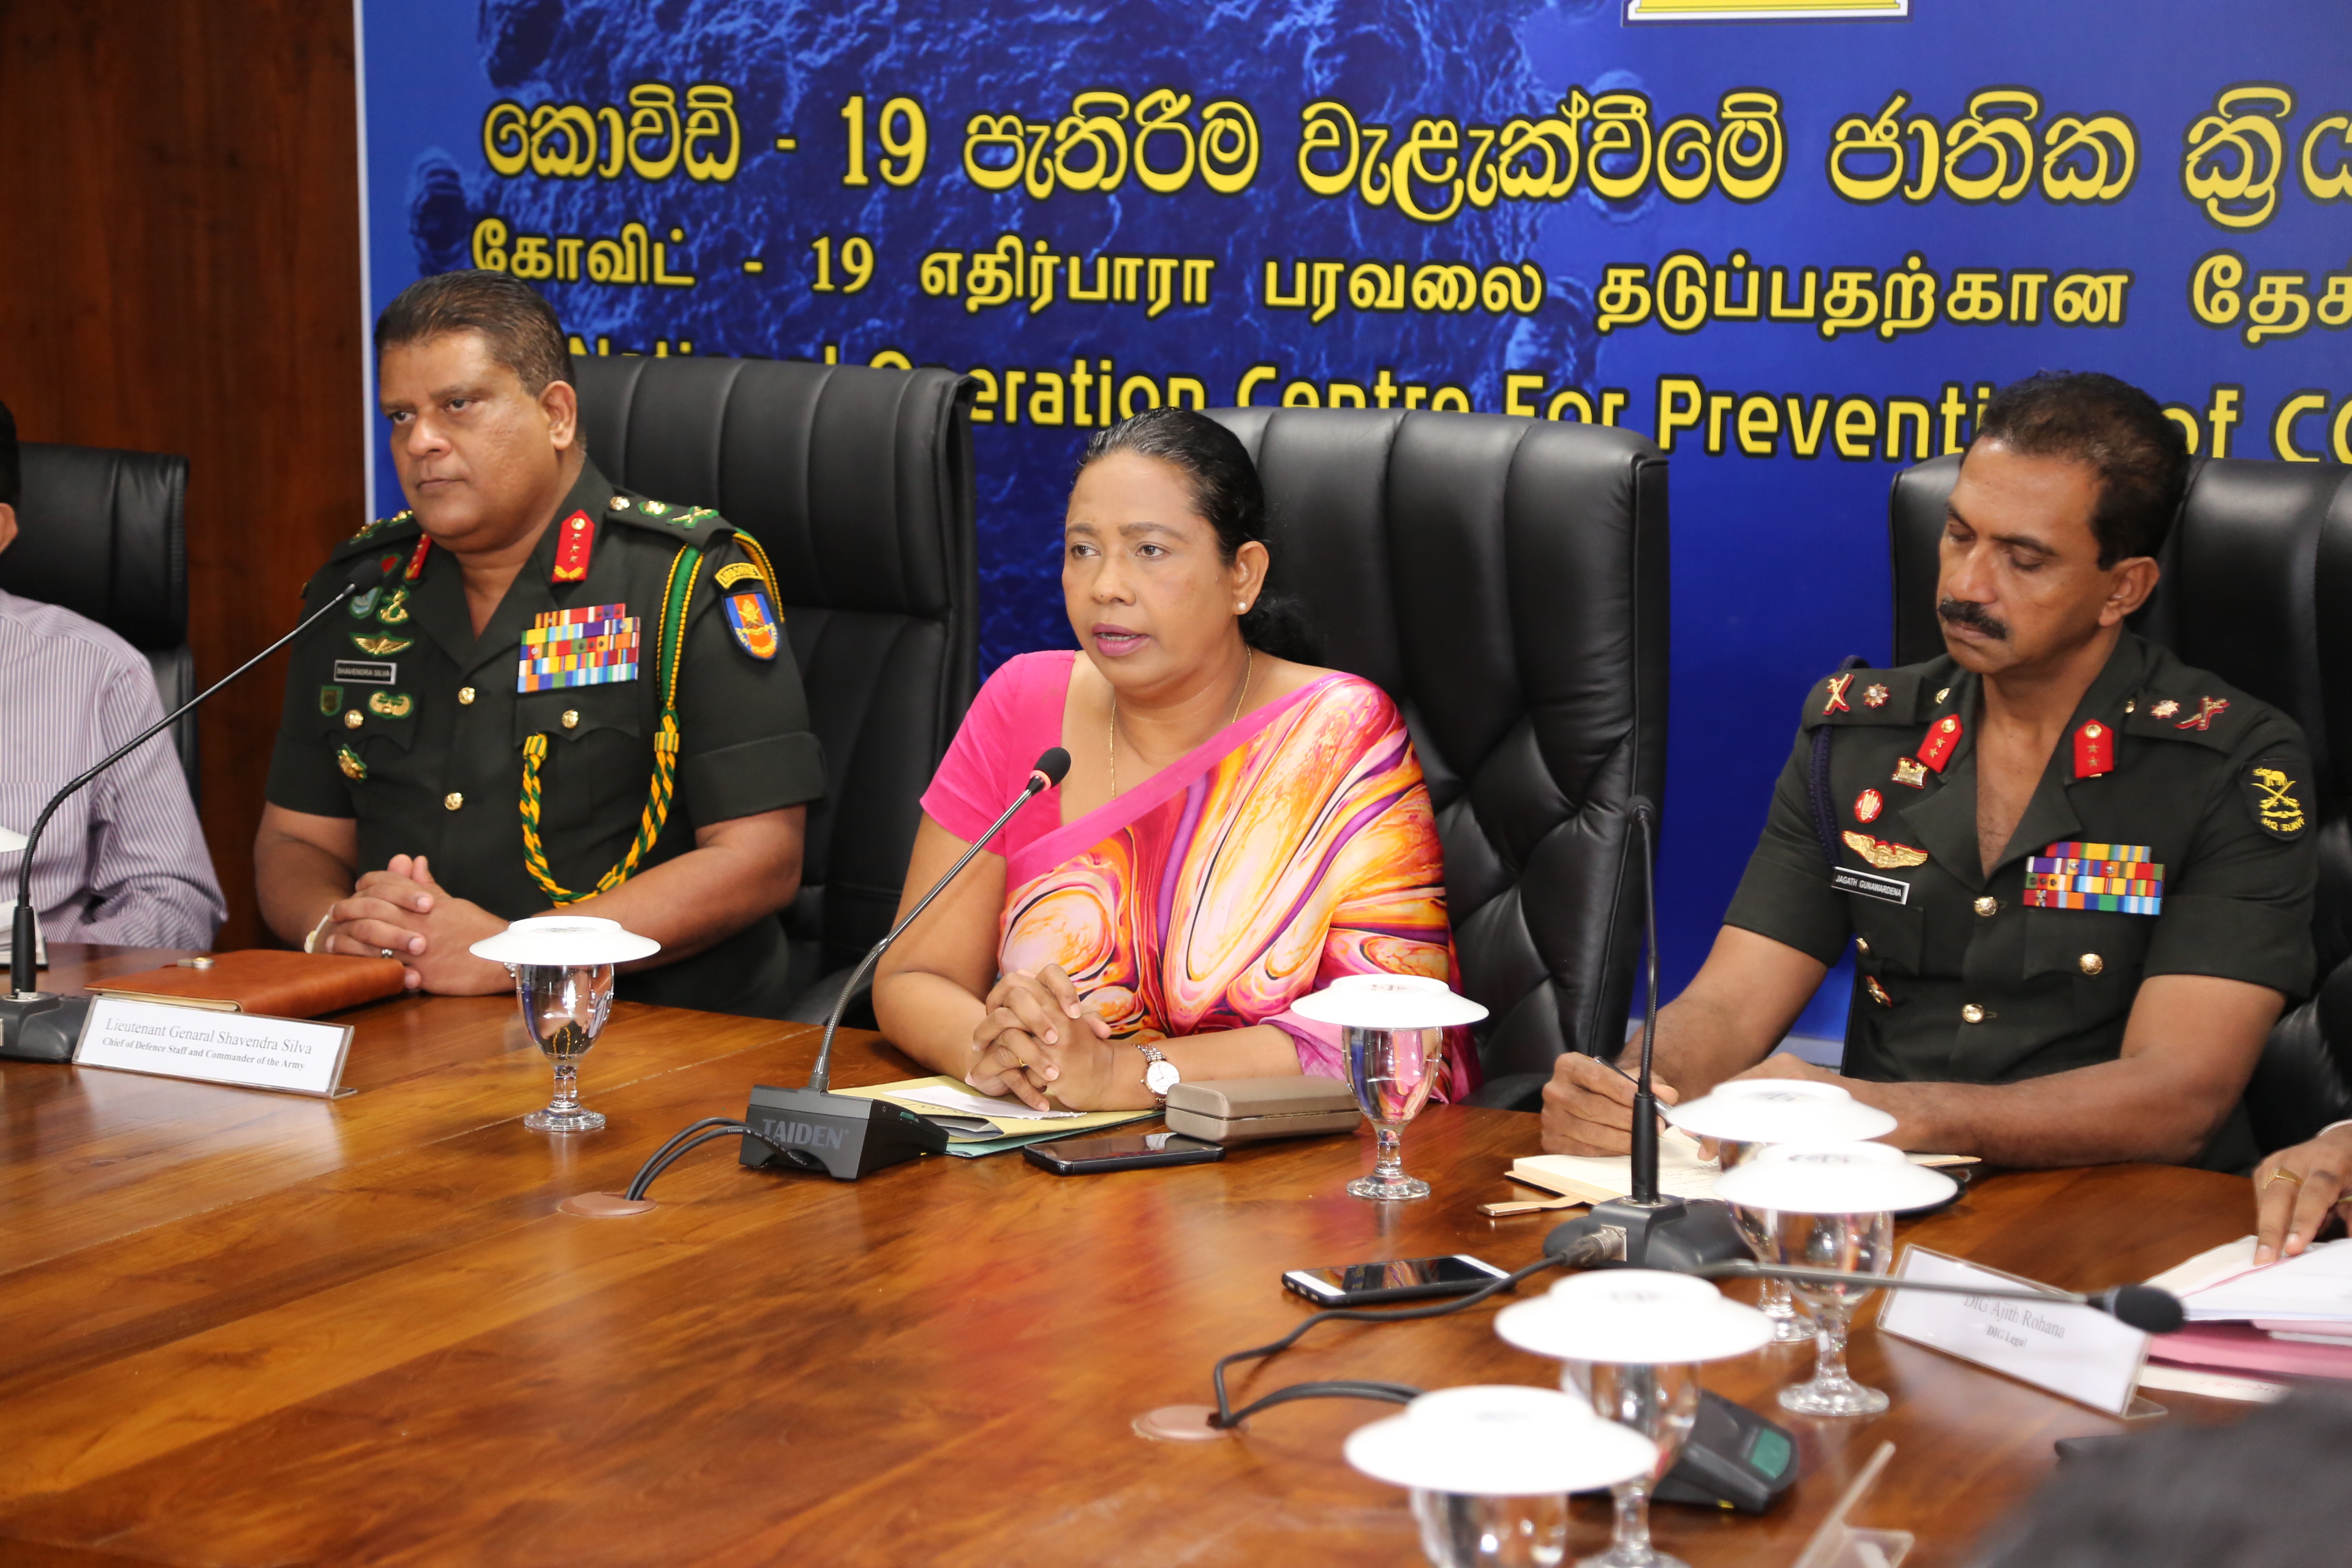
[
  {"x1": 2177, "y1": 1237, "x2": 2352, "y2": 1327},
  {"x1": 2143, "y1": 1237, "x2": 2352, "y2": 1385},
  {"x1": 1507, "y1": 1129, "x2": 1977, "y2": 1206},
  {"x1": 834, "y1": 1076, "x2": 1156, "y2": 1158}
]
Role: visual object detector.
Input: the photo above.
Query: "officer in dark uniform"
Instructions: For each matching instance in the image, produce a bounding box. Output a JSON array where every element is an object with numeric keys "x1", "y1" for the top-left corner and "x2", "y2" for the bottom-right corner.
[
  {"x1": 257, "y1": 271, "x2": 825, "y2": 1017},
  {"x1": 1542, "y1": 372, "x2": 2315, "y2": 1169}
]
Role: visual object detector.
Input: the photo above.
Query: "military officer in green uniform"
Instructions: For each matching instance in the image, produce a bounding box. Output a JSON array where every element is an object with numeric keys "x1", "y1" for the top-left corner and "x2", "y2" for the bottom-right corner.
[
  {"x1": 256, "y1": 270, "x2": 826, "y2": 1016},
  {"x1": 1543, "y1": 372, "x2": 2315, "y2": 1170}
]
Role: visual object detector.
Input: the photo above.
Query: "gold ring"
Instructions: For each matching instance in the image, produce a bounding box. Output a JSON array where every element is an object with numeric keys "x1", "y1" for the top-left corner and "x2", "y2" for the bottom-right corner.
[{"x1": 2267, "y1": 1169, "x2": 2307, "y2": 1188}]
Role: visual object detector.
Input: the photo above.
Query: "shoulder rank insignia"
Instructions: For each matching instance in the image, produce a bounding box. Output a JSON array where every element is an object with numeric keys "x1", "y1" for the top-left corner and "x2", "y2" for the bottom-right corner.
[
  {"x1": 375, "y1": 586, "x2": 411, "y2": 625},
  {"x1": 609, "y1": 494, "x2": 631, "y2": 511},
  {"x1": 318, "y1": 684, "x2": 343, "y2": 716},
  {"x1": 1863, "y1": 683, "x2": 1890, "y2": 708},
  {"x1": 1842, "y1": 831, "x2": 1929, "y2": 870},
  {"x1": 1853, "y1": 789, "x2": 1883, "y2": 824},
  {"x1": 336, "y1": 744, "x2": 368, "y2": 781},
  {"x1": 723, "y1": 581, "x2": 780, "y2": 661},
  {"x1": 641, "y1": 499, "x2": 669, "y2": 516},
  {"x1": 552, "y1": 510, "x2": 595, "y2": 583},
  {"x1": 1864, "y1": 976, "x2": 1894, "y2": 1008},
  {"x1": 2073, "y1": 720, "x2": 2114, "y2": 779},
  {"x1": 2151, "y1": 698, "x2": 2180, "y2": 719},
  {"x1": 352, "y1": 633, "x2": 413, "y2": 656},
  {"x1": 2248, "y1": 761, "x2": 2307, "y2": 839},
  {"x1": 2176, "y1": 696, "x2": 2230, "y2": 731},
  {"x1": 1891, "y1": 756, "x2": 1929, "y2": 789},
  {"x1": 1821, "y1": 673, "x2": 1855, "y2": 717},
  {"x1": 2024, "y1": 841, "x2": 2163, "y2": 914},
  {"x1": 1918, "y1": 713, "x2": 1963, "y2": 772},
  {"x1": 366, "y1": 691, "x2": 415, "y2": 719},
  {"x1": 349, "y1": 587, "x2": 380, "y2": 619}
]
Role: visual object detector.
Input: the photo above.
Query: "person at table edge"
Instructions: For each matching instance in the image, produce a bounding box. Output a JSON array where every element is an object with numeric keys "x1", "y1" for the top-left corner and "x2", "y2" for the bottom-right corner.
[
  {"x1": 875, "y1": 407, "x2": 1479, "y2": 1112},
  {"x1": 1544, "y1": 372, "x2": 2315, "y2": 1174},
  {"x1": 252, "y1": 270, "x2": 825, "y2": 1014}
]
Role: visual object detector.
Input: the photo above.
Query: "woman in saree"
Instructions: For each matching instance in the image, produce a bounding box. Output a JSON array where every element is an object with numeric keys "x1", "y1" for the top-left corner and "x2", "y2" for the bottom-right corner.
[{"x1": 873, "y1": 407, "x2": 1478, "y2": 1111}]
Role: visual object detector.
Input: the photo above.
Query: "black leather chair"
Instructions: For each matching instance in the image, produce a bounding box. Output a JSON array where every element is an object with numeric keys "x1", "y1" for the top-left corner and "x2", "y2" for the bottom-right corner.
[
  {"x1": 572, "y1": 356, "x2": 979, "y2": 1020},
  {"x1": 0, "y1": 442, "x2": 198, "y2": 797},
  {"x1": 1888, "y1": 453, "x2": 2352, "y2": 1150},
  {"x1": 1207, "y1": 408, "x2": 1669, "y2": 1102}
]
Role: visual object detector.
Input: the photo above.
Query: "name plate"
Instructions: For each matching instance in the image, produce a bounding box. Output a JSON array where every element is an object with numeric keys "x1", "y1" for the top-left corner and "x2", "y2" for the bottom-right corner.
[
  {"x1": 74, "y1": 997, "x2": 355, "y2": 1098},
  {"x1": 1878, "y1": 1245, "x2": 2151, "y2": 1415}
]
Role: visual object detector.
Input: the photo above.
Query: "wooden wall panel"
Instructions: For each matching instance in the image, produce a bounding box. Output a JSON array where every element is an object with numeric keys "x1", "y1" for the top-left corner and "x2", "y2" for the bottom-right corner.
[{"x1": 0, "y1": 0, "x2": 366, "y2": 949}]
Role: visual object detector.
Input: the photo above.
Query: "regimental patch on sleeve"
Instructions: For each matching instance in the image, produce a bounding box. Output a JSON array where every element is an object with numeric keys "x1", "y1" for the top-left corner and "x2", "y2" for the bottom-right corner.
[
  {"x1": 2247, "y1": 760, "x2": 2308, "y2": 839},
  {"x1": 723, "y1": 582, "x2": 780, "y2": 660}
]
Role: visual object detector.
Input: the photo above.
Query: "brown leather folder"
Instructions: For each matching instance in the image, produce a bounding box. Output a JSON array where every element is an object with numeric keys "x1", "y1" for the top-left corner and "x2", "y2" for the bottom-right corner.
[{"x1": 85, "y1": 951, "x2": 407, "y2": 1018}]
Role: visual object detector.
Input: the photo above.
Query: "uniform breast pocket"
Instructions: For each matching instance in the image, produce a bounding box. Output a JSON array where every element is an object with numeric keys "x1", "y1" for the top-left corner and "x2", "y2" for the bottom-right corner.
[
  {"x1": 2024, "y1": 908, "x2": 2150, "y2": 1026},
  {"x1": 514, "y1": 689, "x2": 647, "y2": 834}
]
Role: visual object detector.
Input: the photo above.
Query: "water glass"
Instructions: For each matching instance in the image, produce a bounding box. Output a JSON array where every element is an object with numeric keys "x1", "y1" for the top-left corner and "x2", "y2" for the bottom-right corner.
[
  {"x1": 1760, "y1": 1207, "x2": 1896, "y2": 1415},
  {"x1": 1345, "y1": 1022, "x2": 1439, "y2": 1200},
  {"x1": 1410, "y1": 1490, "x2": 1572, "y2": 1568},
  {"x1": 1716, "y1": 1138, "x2": 1814, "y2": 1343},
  {"x1": 513, "y1": 959, "x2": 615, "y2": 1133},
  {"x1": 1564, "y1": 1361, "x2": 1701, "y2": 1568}
]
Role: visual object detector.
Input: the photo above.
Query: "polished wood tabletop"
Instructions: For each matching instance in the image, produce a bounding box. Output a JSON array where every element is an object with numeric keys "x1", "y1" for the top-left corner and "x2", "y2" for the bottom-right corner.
[{"x1": 0, "y1": 946, "x2": 2258, "y2": 1567}]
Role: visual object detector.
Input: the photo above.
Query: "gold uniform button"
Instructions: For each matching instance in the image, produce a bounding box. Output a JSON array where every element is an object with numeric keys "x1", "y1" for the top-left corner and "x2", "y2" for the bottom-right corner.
[
  {"x1": 2079, "y1": 953, "x2": 2105, "y2": 976},
  {"x1": 561, "y1": 709, "x2": 581, "y2": 729},
  {"x1": 343, "y1": 709, "x2": 363, "y2": 729},
  {"x1": 1855, "y1": 936, "x2": 1871, "y2": 956},
  {"x1": 458, "y1": 686, "x2": 477, "y2": 706},
  {"x1": 443, "y1": 792, "x2": 464, "y2": 812},
  {"x1": 1961, "y1": 1003, "x2": 1985, "y2": 1024},
  {"x1": 1974, "y1": 895, "x2": 1999, "y2": 917}
]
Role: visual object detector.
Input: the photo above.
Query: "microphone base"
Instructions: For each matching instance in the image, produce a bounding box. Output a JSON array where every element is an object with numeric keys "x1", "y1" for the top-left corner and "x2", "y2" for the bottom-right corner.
[
  {"x1": 740, "y1": 1084, "x2": 949, "y2": 1180},
  {"x1": 1545, "y1": 1196, "x2": 1755, "y2": 1275},
  {"x1": 0, "y1": 993, "x2": 86, "y2": 1063}
]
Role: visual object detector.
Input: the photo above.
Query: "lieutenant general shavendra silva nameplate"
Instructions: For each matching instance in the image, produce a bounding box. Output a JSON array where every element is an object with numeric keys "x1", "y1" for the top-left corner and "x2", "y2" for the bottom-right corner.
[{"x1": 73, "y1": 997, "x2": 355, "y2": 1098}]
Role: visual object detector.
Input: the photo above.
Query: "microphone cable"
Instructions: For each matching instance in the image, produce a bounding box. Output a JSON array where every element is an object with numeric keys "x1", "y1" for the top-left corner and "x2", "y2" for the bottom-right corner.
[
  {"x1": 1207, "y1": 1253, "x2": 1568, "y2": 1431},
  {"x1": 621, "y1": 1118, "x2": 787, "y2": 1203}
]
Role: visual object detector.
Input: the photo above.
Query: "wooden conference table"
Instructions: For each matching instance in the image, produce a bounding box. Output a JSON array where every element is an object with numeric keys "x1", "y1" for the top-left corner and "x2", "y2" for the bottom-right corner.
[{"x1": 0, "y1": 946, "x2": 2256, "y2": 1567}]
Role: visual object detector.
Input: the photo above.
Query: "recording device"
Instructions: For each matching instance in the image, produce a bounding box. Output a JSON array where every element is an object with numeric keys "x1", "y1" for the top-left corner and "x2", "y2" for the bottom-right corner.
[
  {"x1": 1023, "y1": 1130, "x2": 1226, "y2": 1174},
  {"x1": 739, "y1": 747, "x2": 1072, "y2": 1180},
  {"x1": 0, "y1": 579, "x2": 363, "y2": 1062},
  {"x1": 1651, "y1": 1392, "x2": 1799, "y2": 1513},
  {"x1": 1542, "y1": 796, "x2": 1754, "y2": 1275},
  {"x1": 1282, "y1": 1255, "x2": 1512, "y2": 1306},
  {"x1": 1694, "y1": 1259, "x2": 2186, "y2": 1334}
]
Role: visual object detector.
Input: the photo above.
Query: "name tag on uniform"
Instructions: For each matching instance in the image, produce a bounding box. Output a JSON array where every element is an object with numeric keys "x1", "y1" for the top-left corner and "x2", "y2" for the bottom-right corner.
[
  {"x1": 1833, "y1": 867, "x2": 1910, "y2": 905},
  {"x1": 2022, "y1": 840, "x2": 2164, "y2": 915},
  {"x1": 333, "y1": 659, "x2": 398, "y2": 686}
]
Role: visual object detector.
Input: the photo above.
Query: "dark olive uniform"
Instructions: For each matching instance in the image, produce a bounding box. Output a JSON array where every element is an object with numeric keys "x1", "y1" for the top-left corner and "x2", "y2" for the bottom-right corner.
[
  {"x1": 1725, "y1": 630, "x2": 2316, "y2": 1167},
  {"x1": 265, "y1": 459, "x2": 826, "y2": 1017}
]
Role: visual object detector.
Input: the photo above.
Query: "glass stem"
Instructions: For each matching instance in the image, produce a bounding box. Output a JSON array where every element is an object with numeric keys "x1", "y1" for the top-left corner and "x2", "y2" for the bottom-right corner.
[
  {"x1": 1611, "y1": 1479, "x2": 1653, "y2": 1558},
  {"x1": 549, "y1": 1060, "x2": 581, "y2": 1114},
  {"x1": 1761, "y1": 1278, "x2": 1795, "y2": 1317},
  {"x1": 1813, "y1": 1306, "x2": 1852, "y2": 1386},
  {"x1": 1372, "y1": 1120, "x2": 1403, "y2": 1180}
]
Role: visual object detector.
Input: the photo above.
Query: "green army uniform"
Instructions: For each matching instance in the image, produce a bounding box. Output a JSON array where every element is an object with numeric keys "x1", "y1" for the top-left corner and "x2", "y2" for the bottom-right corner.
[
  {"x1": 1724, "y1": 630, "x2": 2316, "y2": 1168},
  {"x1": 265, "y1": 459, "x2": 827, "y2": 1017}
]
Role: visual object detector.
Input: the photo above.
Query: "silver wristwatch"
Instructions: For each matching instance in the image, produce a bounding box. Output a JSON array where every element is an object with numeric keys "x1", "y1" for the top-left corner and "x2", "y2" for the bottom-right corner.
[{"x1": 1136, "y1": 1042, "x2": 1180, "y2": 1104}]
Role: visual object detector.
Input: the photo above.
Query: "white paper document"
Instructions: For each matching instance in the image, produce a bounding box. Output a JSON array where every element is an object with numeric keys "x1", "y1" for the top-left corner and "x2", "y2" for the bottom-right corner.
[
  {"x1": 0, "y1": 826, "x2": 24, "y2": 852},
  {"x1": 880, "y1": 1082, "x2": 1088, "y2": 1121},
  {"x1": 2177, "y1": 1237, "x2": 2352, "y2": 1324},
  {"x1": 1509, "y1": 1128, "x2": 1723, "y2": 1202}
]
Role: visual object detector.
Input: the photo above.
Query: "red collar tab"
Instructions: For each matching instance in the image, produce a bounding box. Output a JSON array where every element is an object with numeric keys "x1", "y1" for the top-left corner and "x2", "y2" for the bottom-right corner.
[
  {"x1": 2073, "y1": 720, "x2": 2115, "y2": 779},
  {"x1": 404, "y1": 537, "x2": 432, "y2": 582},
  {"x1": 1821, "y1": 673, "x2": 1855, "y2": 717},
  {"x1": 551, "y1": 510, "x2": 595, "y2": 584},
  {"x1": 1918, "y1": 712, "x2": 1964, "y2": 773}
]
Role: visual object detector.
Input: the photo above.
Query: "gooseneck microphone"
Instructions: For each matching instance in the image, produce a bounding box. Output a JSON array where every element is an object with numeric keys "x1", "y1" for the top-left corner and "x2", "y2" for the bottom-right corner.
[
  {"x1": 1692, "y1": 1260, "x2": 2186, "y2": 1335},
  {"x1": 1542, "y1": 796, "x2": 1754, "y2": 1273},
  {"x1": 734, "y1": 747, "x2": 1074, "y2": 1181},
  {"x1": 0, "y1": 579, "x2": 363, "y2": 1061}
]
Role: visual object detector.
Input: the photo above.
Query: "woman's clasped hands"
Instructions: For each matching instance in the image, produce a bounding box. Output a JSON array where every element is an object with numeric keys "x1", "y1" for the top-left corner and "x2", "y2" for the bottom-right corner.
[{"x1": 965, "y1": 964, "x2": 1129, "y2": 1111}]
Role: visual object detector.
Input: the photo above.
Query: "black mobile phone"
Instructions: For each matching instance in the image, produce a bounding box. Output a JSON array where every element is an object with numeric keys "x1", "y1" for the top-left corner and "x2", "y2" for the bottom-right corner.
[
  {"x1": 1023, "y1": 1130, "x2": 1227, "y2": 1174},
  {"x1": 1281, "y1": 1254, "x2": 1512, "y2": 1306}
]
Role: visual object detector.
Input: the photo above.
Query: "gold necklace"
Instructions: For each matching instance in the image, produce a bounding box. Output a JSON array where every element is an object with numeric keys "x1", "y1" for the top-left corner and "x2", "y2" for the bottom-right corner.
[{"x1": 1109, "y1": 647, "x2": 1251, "y2": 798}]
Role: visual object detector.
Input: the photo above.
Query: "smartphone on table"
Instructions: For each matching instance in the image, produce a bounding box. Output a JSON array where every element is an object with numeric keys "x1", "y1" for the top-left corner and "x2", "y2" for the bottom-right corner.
[
  {"x1": 1282, "y1": 1254, "x2": 1512, "y2": 1306},
  {"x1": 1023, "y1": 1130, "x2": 1227, "y2": 1174}
]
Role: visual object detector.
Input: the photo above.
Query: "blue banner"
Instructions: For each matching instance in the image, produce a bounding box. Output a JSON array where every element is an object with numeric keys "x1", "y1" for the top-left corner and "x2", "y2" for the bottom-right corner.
[{"x1": 359, "y1": 0, "x2": 2352, "y2": 1020}]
